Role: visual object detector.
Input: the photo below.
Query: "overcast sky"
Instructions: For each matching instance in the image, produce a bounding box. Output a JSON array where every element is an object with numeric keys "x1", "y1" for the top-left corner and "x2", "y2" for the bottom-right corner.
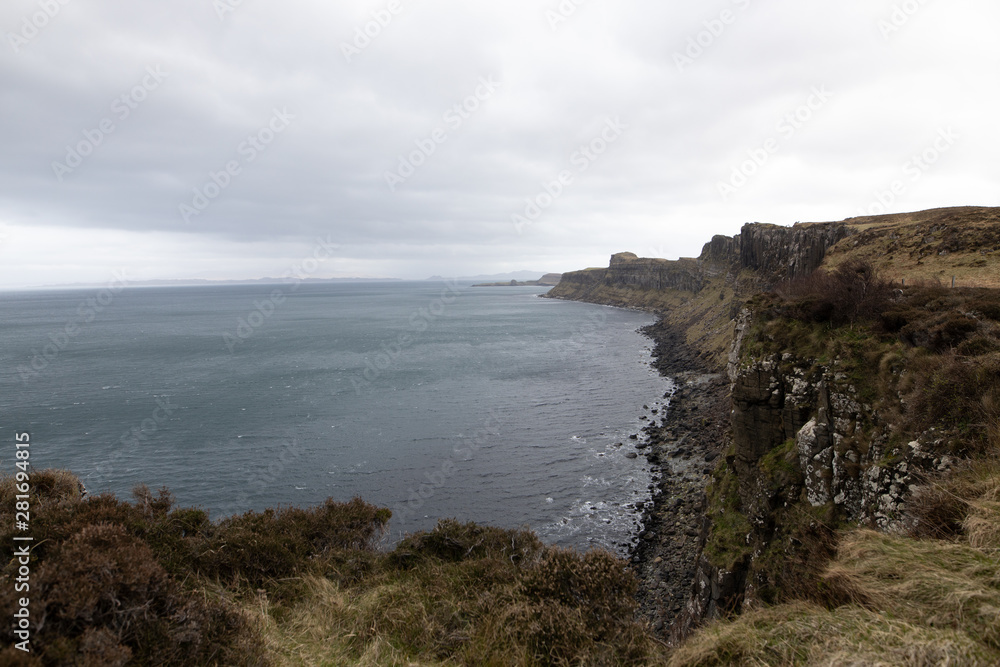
[{"x1": 1, "y1": 0, "x2": 997, "y2": 288}]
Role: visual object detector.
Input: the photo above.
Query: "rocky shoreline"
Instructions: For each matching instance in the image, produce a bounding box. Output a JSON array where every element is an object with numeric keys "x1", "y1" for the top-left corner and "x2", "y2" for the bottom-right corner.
[{"x1": 628, "y1": 318, "x2": 731, "y2": 637}]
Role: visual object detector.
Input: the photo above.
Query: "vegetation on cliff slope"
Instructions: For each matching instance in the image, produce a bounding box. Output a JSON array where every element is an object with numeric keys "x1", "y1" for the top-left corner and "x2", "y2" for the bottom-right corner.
[
  {"x1": 0, "y1": 471, "x2": 669, "y2": 666},
  {"x1": 671, "y1": 454, "x2": 1000, "y2": 666},
  {"x1": 680, "y1": 267, "x2": 1000, "y2": 665}
]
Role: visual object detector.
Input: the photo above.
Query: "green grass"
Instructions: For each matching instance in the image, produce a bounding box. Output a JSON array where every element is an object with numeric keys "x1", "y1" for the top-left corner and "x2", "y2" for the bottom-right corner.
[{"x1": 703, "y1": 465, "x2": 753, "y2": 572}]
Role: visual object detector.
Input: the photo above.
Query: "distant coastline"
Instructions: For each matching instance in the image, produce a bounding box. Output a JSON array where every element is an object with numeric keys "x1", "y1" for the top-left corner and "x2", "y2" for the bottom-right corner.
[{"x1": 472, "y1": 273, "x2": 562, "y2": 287}]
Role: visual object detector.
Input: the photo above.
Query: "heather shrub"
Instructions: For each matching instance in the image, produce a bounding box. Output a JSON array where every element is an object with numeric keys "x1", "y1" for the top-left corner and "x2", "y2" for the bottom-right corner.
[
  {"x1": 958, "y1": 335, "x2": 1000, "y2": 356},
  {"x1": 902, "y1": 352, "x2": 1000, "y2": 443},
  {"x1": 0, "y1": 515, "x2": 264, "y2": 666},
  {"x1": 520, "y1": 547, "x2": 637, "y2": 627},
  {"x1": 776, "y1": 259, "x2": 894, "y2": 326},
  {"x1": 968, "y1": 295, "x2": 1000, "y2": 321},
  {"x1": 196, "y1": 497, "x2": 390, "y2": 589},
  {"x1": 0, "y1": 471, "x2": 394, "y2": 665},
  {"x1": 391, "y1": 518, "x2": 544, "y2": 567}
]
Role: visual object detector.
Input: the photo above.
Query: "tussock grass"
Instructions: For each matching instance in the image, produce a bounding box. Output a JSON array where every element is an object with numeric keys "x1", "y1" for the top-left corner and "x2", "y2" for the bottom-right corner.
[
  {"x1": 667, "y1": 600, "x2": 997, "y2": 667},
  {"x1": 824, "y1": 531, "x2": 1000, "y2": 650},
  {"x1": 258, "y1": 522, "x2": 669, "y2": 666}
]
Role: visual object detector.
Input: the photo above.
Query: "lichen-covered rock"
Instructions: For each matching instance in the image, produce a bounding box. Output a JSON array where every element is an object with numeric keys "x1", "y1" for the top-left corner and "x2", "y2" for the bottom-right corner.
[{"x1": 797, "y1": 418, "x2": 833, "y2": 507}]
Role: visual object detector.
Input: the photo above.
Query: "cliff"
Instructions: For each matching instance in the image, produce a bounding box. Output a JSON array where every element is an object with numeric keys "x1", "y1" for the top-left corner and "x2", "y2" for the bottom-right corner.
[
  {"x1": 547, "y1": 206, "x2": 1000, "y2": 660},
  {"x1": 547, "y1": 207, "x2": 1000, "y2": 365},
  {"x1": 673, "y1": 283, "x2": 1000, "y2": 658},
  {"x1": 548, "y1": 220, "x2": 852, "y2": 304}
]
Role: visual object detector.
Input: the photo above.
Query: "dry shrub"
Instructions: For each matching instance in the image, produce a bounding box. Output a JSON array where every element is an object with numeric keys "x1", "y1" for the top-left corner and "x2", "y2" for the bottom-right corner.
[
  {"x1": 776, "y1": 259, "x2": 894, "y2": 326},
  {"x1": 507, "y1": 547, "x2": 654, "y2": 665},
  {"x1": 520, "y1": 548, "x2": 637, "y2": 627},
  {"x1": 881, "y1": 286, "x2": 1000, "y2": 352},
  {"x1": 908, "y1": 480, "x2": 970, "y2": 541},
  {"x1": 958, "y1": 336, "x2": 1000, "y2": 356},
  {"x1": 0, "y1": 471, "x2": 267, "y2": 665},
  {"x1": 391, "y1": 518, "x2": 543, "y2": 567},
  {"x1": 503, "y1": 602, "x2": 590, "y2": 666},
  {"x1": 964, "y1": 501, "x2": 1000, "y2": 552},
  {"x1": 968, "y1": 294, "x2": 1000, "y2": 321},
  {"x1": 901, "y1": 312, "x2": 980, "y2": 351},
  {"x1": 196, "y1": 497, "x2": 391, "y2": 589},
  {"x1": 902, "y1": 352, "x2": 1000, "y2": 441},
  {"x1": 0, "y1": 648, "x2": 43, "y2": 666},
  {"x1": 0, "y1": 521, "x2": 264, "y2": 666}
]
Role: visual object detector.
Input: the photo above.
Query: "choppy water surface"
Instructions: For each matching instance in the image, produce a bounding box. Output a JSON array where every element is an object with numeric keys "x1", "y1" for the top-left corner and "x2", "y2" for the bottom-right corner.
[{"x1": 0, "y1": 282, "x2": 670, "y2": 553}]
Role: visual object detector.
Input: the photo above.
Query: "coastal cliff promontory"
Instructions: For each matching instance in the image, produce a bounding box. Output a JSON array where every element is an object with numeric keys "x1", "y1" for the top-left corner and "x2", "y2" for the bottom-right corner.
[{"x1": 548, "y1": 206, "x2": 1000, "y2": 661}]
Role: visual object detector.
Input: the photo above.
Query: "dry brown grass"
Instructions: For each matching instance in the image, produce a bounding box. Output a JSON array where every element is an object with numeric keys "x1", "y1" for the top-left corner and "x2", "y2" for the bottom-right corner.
[
  {"x1": 259, "y1": 520, "x2": 669, "y2": 666},
  {"x1": 667, "y1": 600, "x2": 997, "y2": 667},
  {"x1": 822, "y1": 206, "x2": 1000, "y2": 288}
]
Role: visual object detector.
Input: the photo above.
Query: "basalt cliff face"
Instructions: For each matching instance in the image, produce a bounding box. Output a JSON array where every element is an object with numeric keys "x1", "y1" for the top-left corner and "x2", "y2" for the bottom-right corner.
[
  {"x1": 546, "y1": 207, "x2": 1000, "y2": 644},
  {"x1": 547, "y1": 221, "x2": 852, "y2": 305},
  {"x1": 680, "y1": 307, "x2": 964, "y2": 629}
]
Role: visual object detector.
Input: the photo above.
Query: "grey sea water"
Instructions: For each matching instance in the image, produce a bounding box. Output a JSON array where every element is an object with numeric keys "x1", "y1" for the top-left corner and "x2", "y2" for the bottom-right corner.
[{"x1": 0, "y1": 281, "x2": 670, "y2": 553}]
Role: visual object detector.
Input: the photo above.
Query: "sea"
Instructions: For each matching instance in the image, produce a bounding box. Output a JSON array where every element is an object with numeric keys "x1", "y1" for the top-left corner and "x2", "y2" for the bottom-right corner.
[{"x1": 0, "y1": 281, "x2": 671, "y2": 554}]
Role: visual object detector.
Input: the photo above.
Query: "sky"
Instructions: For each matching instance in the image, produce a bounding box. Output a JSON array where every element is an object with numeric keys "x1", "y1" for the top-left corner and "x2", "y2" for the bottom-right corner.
[{"x1": 1, "y1": 0, "x2": 998, "y2": 288}]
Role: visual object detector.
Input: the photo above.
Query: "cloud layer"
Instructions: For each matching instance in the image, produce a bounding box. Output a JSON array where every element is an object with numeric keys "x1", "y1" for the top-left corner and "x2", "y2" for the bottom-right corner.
[{"x1": 1, "y1": 0, "x2": 998, "y2": 286}]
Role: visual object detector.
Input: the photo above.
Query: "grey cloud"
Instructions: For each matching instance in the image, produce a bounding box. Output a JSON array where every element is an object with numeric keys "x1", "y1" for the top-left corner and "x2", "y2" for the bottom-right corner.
[{"x1": 1, "y1": 0, "x2": 998, "y2": 286}]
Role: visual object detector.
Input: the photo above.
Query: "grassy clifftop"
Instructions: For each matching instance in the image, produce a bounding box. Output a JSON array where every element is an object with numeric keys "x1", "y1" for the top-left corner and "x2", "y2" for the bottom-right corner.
[
  {"x1": 4, "y1": 208, "x2": 999, "y2": 665},
  {"x1": 824, "y1": 206, "x2": 1000, "y2": 287}
]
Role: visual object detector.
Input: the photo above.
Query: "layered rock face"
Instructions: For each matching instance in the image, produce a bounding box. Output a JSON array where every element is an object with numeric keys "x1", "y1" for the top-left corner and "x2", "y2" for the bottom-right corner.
[
  {"x1": 536, "y1": 273, "x2": 563, "y2": 286},
  {"x1": 683, "y1": 308, "x2": 958, "y2": 623},
  {"x1": 549, "y1": 221, "x2": 852, "y2": 301},
  {"x1": 737, "y1": 223, "x2": 851, "y2": 279},
  {"x1": 607, "y1": 253, "x2": 706, "y2": 293}
]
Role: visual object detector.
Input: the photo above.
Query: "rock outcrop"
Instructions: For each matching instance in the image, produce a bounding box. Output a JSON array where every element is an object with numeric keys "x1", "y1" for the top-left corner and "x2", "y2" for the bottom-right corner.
[
  {"x1": 547, "y1": 221, "x2": 852, "y2": 304},
  {"x1": 681, "y1": 307, "x2": 960, "y2": 627}
]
